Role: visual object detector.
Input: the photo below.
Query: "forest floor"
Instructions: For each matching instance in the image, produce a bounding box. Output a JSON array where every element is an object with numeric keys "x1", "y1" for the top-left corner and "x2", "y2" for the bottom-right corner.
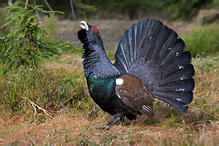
[{"x1": 0, "y1": 15, "x2": 219, "y2": 145}]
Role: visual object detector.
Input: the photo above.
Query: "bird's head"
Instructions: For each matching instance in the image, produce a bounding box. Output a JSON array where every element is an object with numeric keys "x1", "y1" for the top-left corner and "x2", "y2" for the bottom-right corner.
[{"x1": 78, "y1": 21, "x2": 102, "y2": 45}]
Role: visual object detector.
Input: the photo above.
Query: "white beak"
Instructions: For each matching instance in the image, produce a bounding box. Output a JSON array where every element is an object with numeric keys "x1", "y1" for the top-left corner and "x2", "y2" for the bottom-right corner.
[{"x1": 80, "y1": 21, "x2": 89, "y2": 31}]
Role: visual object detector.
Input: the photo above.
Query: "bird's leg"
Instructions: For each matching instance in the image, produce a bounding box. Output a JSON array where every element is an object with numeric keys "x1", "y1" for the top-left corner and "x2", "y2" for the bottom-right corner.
[
  {"x1": 96, "y1": 113, "x2": 123, "y2": 130},
  {"x1": 119, "y1": 116, "x2": 125, "y2": 126}
]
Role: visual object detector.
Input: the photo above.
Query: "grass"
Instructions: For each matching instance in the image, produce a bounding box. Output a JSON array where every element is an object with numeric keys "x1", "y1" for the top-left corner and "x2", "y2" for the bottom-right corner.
[
  {"x1": 0, "y1": 52, "x2": 218, "y2": 145},
  {"x1": 0, "y1": 60, "x2": 88, "y2": 123},
  {"x1": 183, "y1": 24, "x2": 219, "y2": 57}
]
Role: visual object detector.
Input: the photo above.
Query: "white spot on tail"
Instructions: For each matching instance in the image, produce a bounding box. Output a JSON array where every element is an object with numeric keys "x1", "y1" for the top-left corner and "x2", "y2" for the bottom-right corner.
[
  {"x1": 116, "y1": 79, "x2": 124, "y2": 85},
  {"x1": 178, "y1": 65, "x2": 184, "y2": 70},
  {"x1": 176, "y1": 52, "x2": 179, "y2": 56}
]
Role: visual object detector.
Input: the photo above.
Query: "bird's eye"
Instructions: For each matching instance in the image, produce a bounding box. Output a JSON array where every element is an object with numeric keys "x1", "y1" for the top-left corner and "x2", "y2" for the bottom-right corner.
[{"x1": 91, "y1": 27, "x2": 97, "y2": 33}]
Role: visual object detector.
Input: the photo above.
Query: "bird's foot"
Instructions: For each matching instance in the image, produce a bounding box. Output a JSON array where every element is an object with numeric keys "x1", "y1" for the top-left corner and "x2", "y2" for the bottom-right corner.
[
  {"x1": 96, "y1": 113, "x2": 123, "y2": 130},
  {"x1": 96, "y1": 125, "x2": 110, "y2": 130}
]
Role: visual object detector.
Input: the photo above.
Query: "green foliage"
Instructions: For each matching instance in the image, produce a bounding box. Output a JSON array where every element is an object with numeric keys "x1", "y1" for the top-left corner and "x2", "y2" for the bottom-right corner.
[
  {"x1": 163, "y1": 0, "x2": 213, "y2": 22},
  {"x1": 42, "y1": 14, "x2": 77, "y2": 55},
  {"x1": 0, "y1": 0, "x2": 215, "y2": 21},
  {"x1": 96, "y1": 0, "x2": 214, "y2": 21},
  {"x1": 97, "y1": 0, "x2": 148, "y2": 19},
  {"x1": 183, "y1": 25, "x2": 219, "y2": 57},
  {"x1": 42, "y1": 14, "x2": 80, "y2": 55},
  {"x1": 106, "y1": 51, "x2": 115, "y2": 61},
  {"x1": 43, "y1": 14, "x2": 59, "y2": 42},
  {"x1": 26, "y1": 0, "x2": 96, "y2": 19},
  {"x1": 76, "y1": 0, "x2": 96, "y2": 18},
  {"x1": 0, "y1": 1, "x2": 63, "y2": 71},
  {"x1": 61, "y1": 45, "x2": 83, "y2": 55}
]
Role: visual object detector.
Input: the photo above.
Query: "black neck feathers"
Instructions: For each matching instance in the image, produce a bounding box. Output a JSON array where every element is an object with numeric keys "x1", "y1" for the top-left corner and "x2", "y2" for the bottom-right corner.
[{"x1": 82, "y1": 43, "x2": 120, "y2": 78}]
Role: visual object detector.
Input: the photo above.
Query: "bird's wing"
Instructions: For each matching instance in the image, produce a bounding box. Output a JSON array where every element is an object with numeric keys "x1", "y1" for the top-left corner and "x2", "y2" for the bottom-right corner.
[
  {"x1": 114, "y1": 19, "x2": 195, "y2": 113},
  {"x1": 115, "y1": 74, "x2": 155, "y2": 118}
]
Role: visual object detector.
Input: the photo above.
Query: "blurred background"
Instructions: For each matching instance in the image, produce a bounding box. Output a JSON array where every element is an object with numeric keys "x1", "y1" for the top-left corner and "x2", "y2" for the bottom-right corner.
[
  {"x1": 0, "y1": 0, "x2": 218, "y2": 54},
  {"x1": 1, "y1": 0, "x2": 218, "y2": 21}
]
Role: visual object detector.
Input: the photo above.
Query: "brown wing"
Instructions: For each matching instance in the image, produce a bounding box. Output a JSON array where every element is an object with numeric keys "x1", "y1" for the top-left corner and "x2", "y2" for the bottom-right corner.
[{"x1": 115, "y1": 74, "x2": 155, "y2": 118}]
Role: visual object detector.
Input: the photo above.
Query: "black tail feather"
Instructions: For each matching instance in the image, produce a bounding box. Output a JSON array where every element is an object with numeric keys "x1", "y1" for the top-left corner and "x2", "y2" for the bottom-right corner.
[
  {"x1": 115, "y1": 31, "x2": 130, "y2": 73},
  {"x1": 160, "y1": 64, "x2": 195, "y2": 85},
  {"x1": 144, "y1": 20, "x2": 163, "y2": 61},
  {"x1": 159, "y1": 39, "x2": 186, "y2": 71},
  {"x1": 153, "y1": 91, "x2": 193, "y2": 104},
  {"x1": 153, "y1": 94, "x2": 189, "y2": 113},
  {"x1": 157, "y1": 31, "x2": 178, "y2": 65},
  {"x1": 162, "y1": 52, "x2": 192, "y2": 78},
  {"x1": 155, "y1": 78, "x2": 195, "y2": 93},
  {"x1": 152, "y1": 25, "x2": 172, "y2": 64}
]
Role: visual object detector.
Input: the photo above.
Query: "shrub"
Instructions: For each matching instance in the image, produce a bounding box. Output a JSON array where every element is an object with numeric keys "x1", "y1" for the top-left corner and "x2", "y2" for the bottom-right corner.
[
  {"x1": 43, "y1": 14, "x2": 59, "y2": 42},
  {"x1": 0, "y1": 1, "x2": 64, "y2": 72},
  {"x1": 184, "y1": 25, "x2": 219, "y2": 57}
]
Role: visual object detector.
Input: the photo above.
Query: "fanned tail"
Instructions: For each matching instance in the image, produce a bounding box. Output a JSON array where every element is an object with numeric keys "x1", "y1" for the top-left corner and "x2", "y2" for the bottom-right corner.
[{"x1": 114, "y1": 19, "x2": 195, "y2": 113}]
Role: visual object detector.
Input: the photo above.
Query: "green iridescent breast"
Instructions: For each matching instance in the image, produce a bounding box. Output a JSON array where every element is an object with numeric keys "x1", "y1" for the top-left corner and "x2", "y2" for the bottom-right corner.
[{"x1": 86, "y1": 74, "x2": 117, "y2": 101}]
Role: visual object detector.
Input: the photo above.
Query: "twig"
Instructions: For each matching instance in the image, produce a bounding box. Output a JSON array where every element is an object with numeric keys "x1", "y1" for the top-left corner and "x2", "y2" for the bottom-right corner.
[
  {"x1": 33, "y1": 0, "x2": 39, "y2": 17},
  {"x1": 201, "y1": 109, "x2": 219, "y2": 120},
  {"x1": 21, "y1": 96, "x2": 52, "y2": 118},
  {"x1": 0, "y1": 24, "x2": 5, "y2": 30},
  {"x1": 56, "y1": 92, "x2": 79, "y2": 109},
  {"x1": 25, "y1": 0, "x2": 29, "y2": 9},
  {"x1": 8, "y1": 0, "x2": 12, "y2": 5},
  {"x1": 30, "y1": 100, "x2": 37, "y2": 117},
  {"x1": 70, "y1": 0, "x2": 76, "y2": 20},
  {"x1": 186, "y1": 120, "x2": 209, "y2": 126},
  {"x1": 44, "y1": 0, "x2": 53, "y2": 11}
]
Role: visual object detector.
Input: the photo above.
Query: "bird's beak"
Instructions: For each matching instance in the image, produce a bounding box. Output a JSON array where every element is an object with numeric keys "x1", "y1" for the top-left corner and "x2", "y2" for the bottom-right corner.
[{"x1": 80, "y1": 21, "x2": 89, "y2": 31}]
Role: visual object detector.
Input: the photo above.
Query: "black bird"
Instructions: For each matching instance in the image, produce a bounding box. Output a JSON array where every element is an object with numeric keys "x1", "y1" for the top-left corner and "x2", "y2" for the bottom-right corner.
[{"x1": 77, "y1": 19, "x2": 195, "y2": 129}]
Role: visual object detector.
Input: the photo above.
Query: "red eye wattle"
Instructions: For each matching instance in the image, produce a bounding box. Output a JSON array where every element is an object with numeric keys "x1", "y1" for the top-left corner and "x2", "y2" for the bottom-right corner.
[{"x1": 91, "y1": 27, "x2": 97, "y2": 33}]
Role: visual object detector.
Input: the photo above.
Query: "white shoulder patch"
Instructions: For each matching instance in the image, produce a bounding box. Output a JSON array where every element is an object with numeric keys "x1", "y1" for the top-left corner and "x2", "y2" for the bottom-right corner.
[{"x1": 116, "y1": 79, "x2": 124, "y2": 85}]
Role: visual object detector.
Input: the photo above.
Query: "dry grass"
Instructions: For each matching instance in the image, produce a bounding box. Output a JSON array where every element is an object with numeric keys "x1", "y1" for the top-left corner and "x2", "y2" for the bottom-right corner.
[
  {"x1": 45, "y1": 54, "x2": 83, "y2": 73},
  {"x1": 0, "y1": 110, "x2": 218, "y2": 145},
  {"x1": 0, "y1": 52, "x2": 218, "y2": 145}
]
